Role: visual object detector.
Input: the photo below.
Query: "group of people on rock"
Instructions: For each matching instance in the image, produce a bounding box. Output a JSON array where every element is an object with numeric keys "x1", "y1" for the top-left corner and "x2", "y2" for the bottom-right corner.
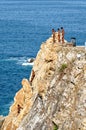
[
  {"x1": 52, "y1": 27, "x2": 65, "y2": 44},
  {"x1": 17, "y1": 104, "x2": 23, "y2": 114}
]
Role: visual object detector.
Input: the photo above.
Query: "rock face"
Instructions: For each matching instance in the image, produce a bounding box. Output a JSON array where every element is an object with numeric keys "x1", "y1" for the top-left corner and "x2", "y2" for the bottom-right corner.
[
  {"x1": 1, "y1": 35, "x2": 86, "y2": 130},
  {"x1": 0, "y1": 116, "x2": 5, "y2": 129}
]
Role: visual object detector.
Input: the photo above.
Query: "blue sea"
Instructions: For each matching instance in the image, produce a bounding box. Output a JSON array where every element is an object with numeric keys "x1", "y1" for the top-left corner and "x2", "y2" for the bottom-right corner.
[{"x1": 0, "y1": 0, "x2": 86, "y2": 116}]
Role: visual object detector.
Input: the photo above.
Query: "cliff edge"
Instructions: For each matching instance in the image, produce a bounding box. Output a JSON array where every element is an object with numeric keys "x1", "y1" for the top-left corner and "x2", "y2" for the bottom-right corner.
[{"x1": 1, "y1": 35, "x2": 86, "y2": 130}]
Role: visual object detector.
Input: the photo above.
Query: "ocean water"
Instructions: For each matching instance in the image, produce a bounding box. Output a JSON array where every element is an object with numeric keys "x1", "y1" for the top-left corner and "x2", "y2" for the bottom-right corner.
[{"x1": 0, "y1": 0, "x2": 86, "y2": 116}]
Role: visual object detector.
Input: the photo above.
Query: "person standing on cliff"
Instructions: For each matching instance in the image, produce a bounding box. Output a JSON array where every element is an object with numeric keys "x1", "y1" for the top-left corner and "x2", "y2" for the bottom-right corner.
[
  {"x1": 17, "y1": 104, "x2": 22, "y2": 114},
  {"x1": 61, "y1": 27, "x2": 65, "y2": 44},
  {"x1": 58, "y1": 28, "x2": 60, "y2": 43},
  {"x1": 52, "y1": 29, "x2": 55, "y2": 43}
]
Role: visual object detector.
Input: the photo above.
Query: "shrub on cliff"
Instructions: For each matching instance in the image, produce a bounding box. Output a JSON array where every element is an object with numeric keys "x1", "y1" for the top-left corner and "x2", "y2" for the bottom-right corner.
[{"x1": 59, "y1": 63, "x2": 67, "y2": 72}]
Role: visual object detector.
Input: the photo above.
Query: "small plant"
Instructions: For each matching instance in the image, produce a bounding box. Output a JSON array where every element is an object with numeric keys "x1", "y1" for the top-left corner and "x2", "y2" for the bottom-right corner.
[
  {"x1": 59, "y1": 63, "x2": 67, "y2": 72},
  {"x1": 53, "y1": 125, "x2": 58, "y2": 130},
  {"x1": 53, "y1": 121, "x2": 58, "y2": 130}
]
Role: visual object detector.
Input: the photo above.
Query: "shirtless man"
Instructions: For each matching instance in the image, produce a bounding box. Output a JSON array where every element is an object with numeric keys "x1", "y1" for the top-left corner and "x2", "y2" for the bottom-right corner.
[
  {"x1": 52, "y1": 29, "x2": 55, "y2": 43},
  {"x1": 61, "y1": 27, "x2": 65, "y2": 44},
  {"x1": 17, "y1": 104, "x2": 22, "y2": 114},
  {"x1": 58, "y1": 28, "x2": 60, "y2": 43}
]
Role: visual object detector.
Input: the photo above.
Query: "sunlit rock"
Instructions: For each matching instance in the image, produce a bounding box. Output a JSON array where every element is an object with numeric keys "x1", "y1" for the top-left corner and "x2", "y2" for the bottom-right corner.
[{"x1": 1, "y1": 35, "x2": 86, "y2": 130}]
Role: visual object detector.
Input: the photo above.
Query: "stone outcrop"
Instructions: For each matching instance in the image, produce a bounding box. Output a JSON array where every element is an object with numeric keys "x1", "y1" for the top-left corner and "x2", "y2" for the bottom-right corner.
[
  {"x1": 1, "y1": 79, "x2": 33, "y2": 130},
  {"x1": 1, "y1": 35, "x2": 86, "y2": 130},
  {"x1": 0, "y1": 116, "x2": 5, "y2": 129}
]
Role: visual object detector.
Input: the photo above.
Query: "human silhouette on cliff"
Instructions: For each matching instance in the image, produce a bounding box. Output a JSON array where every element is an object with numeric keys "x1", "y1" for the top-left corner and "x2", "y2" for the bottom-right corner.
[
  {"x1": 17, "y1": 104, "x2": 22, "y2": 114},
  {"x1": 61, "y1": 27, "x2": 65, "y2": 44},
  {"x1": 52, "y1": 29, "x2": 55, "y2": 43},
  {"x1": 58, "y1": 28, "x2": 60, "y2": 43}
]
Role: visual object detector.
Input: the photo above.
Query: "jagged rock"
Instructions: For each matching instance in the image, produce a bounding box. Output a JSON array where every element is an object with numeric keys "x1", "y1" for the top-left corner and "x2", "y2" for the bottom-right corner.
[
  {"x1": 1, "y1": 35, "x2": 86, "y2": 130},
  {"x1": 1, "y1": 78, "x2": 33, "y2": 130},
  {"x1": 0, "y1": 116, "x2": 5, "y2": 129}
]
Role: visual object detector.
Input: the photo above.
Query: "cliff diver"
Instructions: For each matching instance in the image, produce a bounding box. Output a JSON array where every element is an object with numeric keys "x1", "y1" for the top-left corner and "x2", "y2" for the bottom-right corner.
[
  {"x1": 58, "y1": 28, "x2": 60, "y2": 43},
  {"x1": 61, "y1": 27, "x2": 65, "y2": 44},
  {"x1": 52, "y1": 29, "x2": 55, "y2": 43}
]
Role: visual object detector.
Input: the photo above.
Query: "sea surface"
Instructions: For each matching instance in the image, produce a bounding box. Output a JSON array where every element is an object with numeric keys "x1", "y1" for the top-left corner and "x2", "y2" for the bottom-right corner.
[{"x1": 0, "y1": 0, "x2": 86, "y2": 116}]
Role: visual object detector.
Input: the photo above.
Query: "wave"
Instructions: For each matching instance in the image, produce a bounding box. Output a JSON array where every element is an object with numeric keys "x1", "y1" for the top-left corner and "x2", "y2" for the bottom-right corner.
[
  {"x1": 22, "y1": 62, "x2": 34, "y2": 66},
  {"x1": 0, "y1": 56, "x2": 35, "y2": 66},
  {"x1": 22, "y1": 58, "x2": 35, "y2": 66}
]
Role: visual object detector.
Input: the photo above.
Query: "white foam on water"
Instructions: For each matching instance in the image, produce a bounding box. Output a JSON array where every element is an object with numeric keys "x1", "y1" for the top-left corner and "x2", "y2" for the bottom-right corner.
[
  {"x1": 2, "y1": 57, "x2": 35, "y2": 66},
  {"x1": 17, "y1": 58, "x2": 27, "y2": 65},
  {"x1": 22, "y1": 62, "x2": 34, "y2": 66},
  {"x1": 21, "y1": 58, "x2": 35, "y2": 66},
  {"x1": 16, "y1": 57, "x2": 35, "y2": 66}
]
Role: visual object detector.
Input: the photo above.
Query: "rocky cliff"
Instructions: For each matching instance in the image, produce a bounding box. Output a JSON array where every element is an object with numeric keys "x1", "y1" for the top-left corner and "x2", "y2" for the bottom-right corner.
[{"x1": 1, "y1": 35, "x2": 86, "y2": 130}]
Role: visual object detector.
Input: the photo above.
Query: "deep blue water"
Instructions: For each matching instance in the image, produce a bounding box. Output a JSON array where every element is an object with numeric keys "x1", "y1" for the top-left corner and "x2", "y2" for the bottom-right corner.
[{"x1": 0, "y1": 0, "x2": 86, "y2": 116}]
